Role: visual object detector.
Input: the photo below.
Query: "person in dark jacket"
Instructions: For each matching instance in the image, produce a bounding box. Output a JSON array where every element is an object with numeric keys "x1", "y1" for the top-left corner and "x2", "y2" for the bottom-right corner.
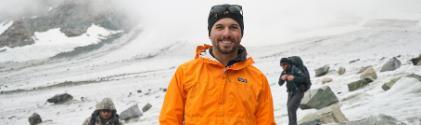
[
  {"x1": 83, "y1": 98, "x2": 122, "y2": 125},
  {"x1": 278, "y1": 57, "x2": 306, "y2": 125}
]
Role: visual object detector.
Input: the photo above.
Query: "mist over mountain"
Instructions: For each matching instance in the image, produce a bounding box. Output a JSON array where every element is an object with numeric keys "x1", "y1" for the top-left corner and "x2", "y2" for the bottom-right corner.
[{"x1": 0, "y1": 0, "x2": 421, "y2": 125}]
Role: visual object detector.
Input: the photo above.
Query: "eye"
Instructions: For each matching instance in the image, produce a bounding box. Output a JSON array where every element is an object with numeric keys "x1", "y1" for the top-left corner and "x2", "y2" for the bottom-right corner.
[
  {"x1": 214, "y1": 25, "x2": 224, "y2": 30},
  {"x1": 230, "y1": 25, "x2": 240, "y2": 30}
]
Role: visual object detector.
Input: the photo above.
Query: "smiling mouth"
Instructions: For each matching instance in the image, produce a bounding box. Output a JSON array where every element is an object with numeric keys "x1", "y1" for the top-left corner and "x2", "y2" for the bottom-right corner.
[{"x1": 219, "y1": 40, "x2": 233, "y2": 46}]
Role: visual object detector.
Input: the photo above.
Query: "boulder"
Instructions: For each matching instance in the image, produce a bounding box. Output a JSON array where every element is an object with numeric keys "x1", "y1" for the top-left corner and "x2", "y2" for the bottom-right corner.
[
  {"x1": 327, "y1": 114, "x2": 406, "y2": 125},
  {"x1": 142, "y1": 103, "x2": 152, "y2": 112},
  {"x1": 348, "y1": 78, "x2": 373, "y2": 92},
  {"x1": 299, "y1": 113, "x2": 321, "y2": 125},
  {"x1": 318, "y1": 104, "x2": 349, "y2": 124},
  {"x1": 315, "y1": 65, "x2": 330, "y2": 77},
  {"x1": 357, "y1": 66, "x2": 371, "y2": 74},
  {"x1": 47, "y1": 93, "x2": 73, "y2": 104},
  {"x1": 410, "y1": 54, "x2": 421, "y2": 65},
  {"x1": 337, "y1": 67, "x2": 346, "y2": 75},
  {"x1": 322, "y1": 77, "x2": 333, "y2": 84},
  {"x1": 299, "y1": 104, "x2": 348, "y2": 125},
  {"x1": 120, "y1": 104, "x2": 143, "y2": 121},
  {"x1": 360, "y1": 67, "x2": 377, "y2": 81},
  {"x1": 382, "y1": 77, "x2": 401, "y2": 91},
  {"x1": 300, "y1": 86, "x2": 339, "y2": 110},
  {"x1": 28, "y1": 113, "x2": 42, "y2": 125},
  {"x1": 380, "y1": 57, "x2": 401, "y2": 72}
]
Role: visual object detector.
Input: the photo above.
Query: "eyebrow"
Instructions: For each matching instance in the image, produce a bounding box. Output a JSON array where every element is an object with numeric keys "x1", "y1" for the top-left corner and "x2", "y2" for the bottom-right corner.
[{"x1": 214, "y1": 23, "x2": 240, "y2": 27}]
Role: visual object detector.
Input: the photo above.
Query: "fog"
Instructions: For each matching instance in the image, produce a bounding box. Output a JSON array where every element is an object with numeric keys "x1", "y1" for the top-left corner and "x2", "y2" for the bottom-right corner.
[{"x1": 1, "y1": 0, "x2": 421, "y2": 46}]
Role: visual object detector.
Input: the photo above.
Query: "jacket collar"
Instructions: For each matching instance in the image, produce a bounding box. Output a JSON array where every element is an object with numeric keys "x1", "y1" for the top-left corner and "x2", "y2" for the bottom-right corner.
[{"x1": 195, "y1": 44, "x2": 254, "y2": 70}]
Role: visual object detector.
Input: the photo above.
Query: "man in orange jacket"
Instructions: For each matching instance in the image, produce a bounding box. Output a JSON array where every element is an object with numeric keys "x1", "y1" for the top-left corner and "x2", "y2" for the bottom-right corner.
[{"x1": 159, "y1": 4, "x2": 276, "y2": 125}]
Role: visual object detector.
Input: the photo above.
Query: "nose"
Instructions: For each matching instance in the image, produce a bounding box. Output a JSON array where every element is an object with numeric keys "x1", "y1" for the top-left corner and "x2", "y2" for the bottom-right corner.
[{"x1": 221, "y1": 27, "x2": 231, "y2": 39}]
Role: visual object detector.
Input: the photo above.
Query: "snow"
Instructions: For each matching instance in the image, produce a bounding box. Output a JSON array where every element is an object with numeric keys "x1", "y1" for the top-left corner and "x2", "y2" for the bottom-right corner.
[
  {"x1": 0, "y1": 24, "x2": 120, "y2": 62},
  {"x1": 250, "y1": 25, "x2": 421, "y2": 124},
  {"x1": 1, "y1": 0, "x2": 421, "y2": 125},
  {"x1": 1, "y1": 21, "x2": 421, "y2": 124},
  {"x1": 0, "y1": 21, "x2": 13, "y2": 35}
]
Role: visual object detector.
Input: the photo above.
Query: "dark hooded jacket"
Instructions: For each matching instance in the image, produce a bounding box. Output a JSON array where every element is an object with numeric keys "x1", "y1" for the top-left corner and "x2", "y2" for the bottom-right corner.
[
  {"x1": 83, "y1": 98, "x2": 122, "y2": 125},
  {"x1": 278, "y1": 65, "x2": 306, "y2": 93}
]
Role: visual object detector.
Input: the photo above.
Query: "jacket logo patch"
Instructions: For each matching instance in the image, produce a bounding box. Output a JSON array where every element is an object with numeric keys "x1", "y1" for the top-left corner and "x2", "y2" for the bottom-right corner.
[{"x1": 237, "y1": 77, "x2": 248, "y2": 84}]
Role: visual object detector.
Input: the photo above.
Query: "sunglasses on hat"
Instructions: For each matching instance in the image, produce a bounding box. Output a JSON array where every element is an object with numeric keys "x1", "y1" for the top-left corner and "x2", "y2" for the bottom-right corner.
[{"x1": 210, "y1": 4, "x2": 243, "y2": 18}]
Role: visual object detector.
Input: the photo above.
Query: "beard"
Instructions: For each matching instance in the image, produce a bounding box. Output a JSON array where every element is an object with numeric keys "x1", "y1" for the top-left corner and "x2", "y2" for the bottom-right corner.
[
  {"x1": 216, "y1": 44, "x2": 237, "y2": 54},
  {"x1": 214, "y1": 38, "x2": 240, "y2": 54}
]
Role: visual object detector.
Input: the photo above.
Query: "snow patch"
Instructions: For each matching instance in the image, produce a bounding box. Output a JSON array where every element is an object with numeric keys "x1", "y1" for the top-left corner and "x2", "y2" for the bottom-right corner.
[
  {"x1": 0, "y1": 25, "x2": 117, "y2": 62},
  {"x1": 0, "y1": 21, "x2": 13, "y2": 35}
]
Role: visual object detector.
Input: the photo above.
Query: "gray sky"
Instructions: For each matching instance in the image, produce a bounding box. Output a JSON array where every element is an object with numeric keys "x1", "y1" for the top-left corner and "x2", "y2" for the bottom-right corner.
[{"x1": 1, "y1": 0, "x2": 421, "y2": 46}]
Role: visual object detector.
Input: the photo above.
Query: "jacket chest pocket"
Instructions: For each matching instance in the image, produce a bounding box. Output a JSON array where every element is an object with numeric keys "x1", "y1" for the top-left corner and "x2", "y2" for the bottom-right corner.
[{"x1": 228, "y1": 80, "x2": 257, "y2": 104}]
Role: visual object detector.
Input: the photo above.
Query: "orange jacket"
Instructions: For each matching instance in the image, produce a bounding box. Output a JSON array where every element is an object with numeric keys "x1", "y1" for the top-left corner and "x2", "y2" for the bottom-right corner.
[{"x1": 160, "y1": 44, "x2": 276, "y2": 125}]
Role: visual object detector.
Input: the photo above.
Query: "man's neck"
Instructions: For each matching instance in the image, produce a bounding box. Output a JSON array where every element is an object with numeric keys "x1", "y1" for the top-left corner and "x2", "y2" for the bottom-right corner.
[{"x1": 211, "y1": 48, "x2": 238, "y2": 66}]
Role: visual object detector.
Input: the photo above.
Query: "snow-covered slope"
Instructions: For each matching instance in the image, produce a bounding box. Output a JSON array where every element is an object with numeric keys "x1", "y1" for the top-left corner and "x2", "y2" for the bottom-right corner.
[
  {"x1": 0, "y1": 24, "x2": 121, "y2": 62},
  {"x1": 251, "y1": 21, "x2": 421, "y2": 124},
  {"x1": 1, "y1": 18, "x2": 421, "y2": 125}
]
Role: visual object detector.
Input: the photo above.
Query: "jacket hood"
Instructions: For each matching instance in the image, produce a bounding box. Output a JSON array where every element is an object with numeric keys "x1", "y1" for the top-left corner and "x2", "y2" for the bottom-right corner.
[{"x1": 95, "y1": 98, "x2": 116, "y2": 111}]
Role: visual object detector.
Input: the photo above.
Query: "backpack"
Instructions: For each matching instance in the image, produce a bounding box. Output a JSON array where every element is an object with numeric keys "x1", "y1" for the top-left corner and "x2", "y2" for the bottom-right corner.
[{"x1": 287, "y1": 56, "x2": 312, "y2": 92}]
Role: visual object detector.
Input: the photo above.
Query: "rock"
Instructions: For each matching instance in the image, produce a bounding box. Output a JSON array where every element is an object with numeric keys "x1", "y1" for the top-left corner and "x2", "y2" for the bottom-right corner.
[
  {"x1": 300, "y1": 118, "x2": 321, "y2": 125},
  {"x1": 137, "y1": 90, "x2": 142, "y2": 93},
  {"x1": 315, "y1": 65, "x2": 330, "y2": 77},
  {"x1": 380, "y1": 57, "x2": 386, "y2": 60},
  {"x1": 8, "y1": 115, "x2": 16, "y2": 119},
  {"x1": 142, "y1": 103, "x2": 152, "y2": 112},
  {"x1": 318, "y1": 104, "x2": 348, "y2": 124},
  {"x1": 322, "y1": 77, "x2": 333, "y2": 84},
  {"x1": 300, "y1": 86, "x2": 339, "y2": 110},
  {"x1": 349, "y1": 59, "x2": 360, "y2": 64},
  {"x1": 348, "y1": 78, "x2": 373, "y2": 91},
  {"x1": 360, "y1": 67, "x2": 377, "y2": 80},
  {"x1": 80, "y1": 97, "x2": 87, "y2": 102},
  {"x1": 410, "y1": 54, "x2": 421, "y2": 65},
  {"x1": 382, "y1": 77, "x2": 401, "y2": 91},
  {"x1": 28, "y1": 113, "x2": 42, "y2": 125},
  {"x1": 380, "y1": 57, "x2": 401, "y2": 72},
  {"x1": 337, "y1": 67, "x2": 346, "y2": 75},
  {"x1": 159, "y1": 87, "x2": 167, "y2": 92},
  {"x1": 60, "y1": 25, "x2": 90, "y2": 37},
  {"x1": 119, "y1": 104, "x2": 143, "y2": 121},
  {"x1": 299, "y1": 112, "x2": 321, "y2": 125},
  {"x1": 299, "y1": 104, "x2": 348, "y2": 125},
  {"x1": 407, "y1": 73, "x2": 421, "y2": 81},
  {"x1": 357, "y1": 66, "x2": 371, "y2": 74},
  {"x1": 47, "y1": 93, "x2": 73, "y2": 104},
  {"x1": 327, "y1": 114, "x2": 406, "y2": 125},
  {"x1": 0, "y1": 21, "x2": 35, "y2": 48}
]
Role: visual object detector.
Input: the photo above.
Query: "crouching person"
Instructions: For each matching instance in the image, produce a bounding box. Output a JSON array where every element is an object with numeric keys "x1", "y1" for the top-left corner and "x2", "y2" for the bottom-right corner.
[{"x1": 83, "y1": 98, "x2": 122, "y2": 125}]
